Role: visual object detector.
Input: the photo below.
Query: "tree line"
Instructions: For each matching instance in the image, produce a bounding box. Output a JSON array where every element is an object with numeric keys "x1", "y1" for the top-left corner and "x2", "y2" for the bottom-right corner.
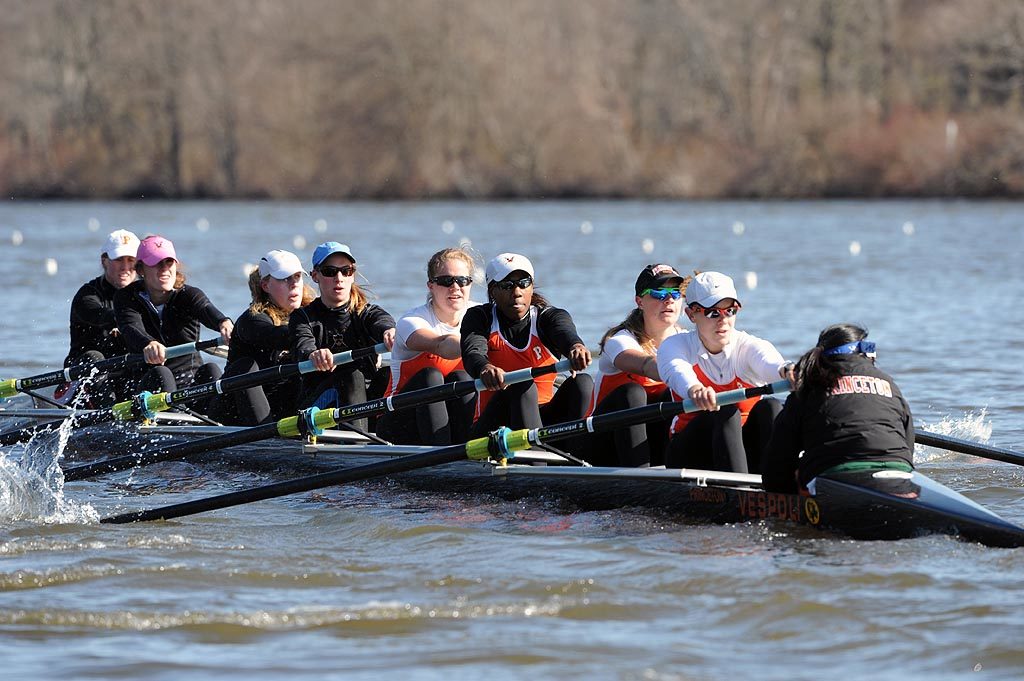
[{"x1": 1, "y1": 0, "x2": 1022, "y2": 199}]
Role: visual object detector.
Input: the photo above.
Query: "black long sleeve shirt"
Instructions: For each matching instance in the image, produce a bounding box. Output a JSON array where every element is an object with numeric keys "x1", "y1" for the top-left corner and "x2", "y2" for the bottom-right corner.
[
  {"x1": 289, "y1": 298, "x2": 395, "y2": 378},
  {"x1": 762, "y1": 355, "x2": 914, "y2": 492},
  {"x1": 228, "y1": 308, "x2": 292, "y2": 368},
  {"x1": 65, "y1": 275, "x2": 129, "y2": 364},
  {"x1": 114, "y1": 280, "x2": 229, "y2": 381},
  {"x1": 460, "y1": 303, "x2": 584, "y2": 377}
]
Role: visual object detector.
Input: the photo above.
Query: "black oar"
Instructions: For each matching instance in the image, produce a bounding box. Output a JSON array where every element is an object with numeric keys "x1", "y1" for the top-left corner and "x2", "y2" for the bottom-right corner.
[
  {"x1": 68, "y1": 359, "x2": 571, "y2": 481},
  {"x1": 101, "y1": 379, "x2": 790, "y2": 523},
  {"x1": 0, "y1": 339, "x2": 221, "y2": 399},
  {"x1": 0, "y1": 342, "x2": 386, "y2": 447},
  {"x1": 915, "y1": 429, "x2": 1024, "y2": 467}
]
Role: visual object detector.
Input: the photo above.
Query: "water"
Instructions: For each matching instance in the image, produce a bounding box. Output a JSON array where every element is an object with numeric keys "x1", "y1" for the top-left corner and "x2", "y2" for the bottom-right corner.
[{"x1": 1, "y1": 200, "x2": 1024, "y2": 679}]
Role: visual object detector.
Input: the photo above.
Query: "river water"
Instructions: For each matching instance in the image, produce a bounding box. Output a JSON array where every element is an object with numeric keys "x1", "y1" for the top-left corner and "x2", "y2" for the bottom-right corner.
[{"x1": 1, "y1": 200, "x2": 1023, "y2": 679}]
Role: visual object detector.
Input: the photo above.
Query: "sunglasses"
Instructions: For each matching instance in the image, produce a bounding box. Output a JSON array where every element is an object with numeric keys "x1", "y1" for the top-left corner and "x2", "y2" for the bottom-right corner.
[
  {"x1": 641, "y1": 288, "x2": 682, "y2": 301},
  {"x1": 317, "y1": 263, "x2": 357, "y2": 278},
  {"x1": 494, "y1": 276, "x2": 534, "y2": 291},
  {"x1": 429, "y1": 275, "x2": 473, "y2": 287},
  {"x1": 691, "y1": 304, "x2": 740, "y2": 319}
]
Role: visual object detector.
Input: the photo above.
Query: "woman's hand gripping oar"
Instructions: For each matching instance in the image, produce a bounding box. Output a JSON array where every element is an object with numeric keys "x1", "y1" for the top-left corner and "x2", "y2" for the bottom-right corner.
[
  {"x1": 66, "y1": 359, "x2": 572, "y2": 482},
  {"x1": 100, "y1": 378, "x2": 788, "y2": 524}
]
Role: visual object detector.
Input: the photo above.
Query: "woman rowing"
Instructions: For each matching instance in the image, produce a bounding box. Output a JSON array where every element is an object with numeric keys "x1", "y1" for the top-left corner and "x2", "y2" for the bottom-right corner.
[
  {"x1": 289, "y1": 241, "x2": 395, "y2": 431},
  {"x1": 219, "y1": 249, "x2": 316, "y2": 425},
  {"x1": 583, "y1": 264, "x2": 688, "y2": 467},
  {"x1": 461, "y1": 252, "x2": 592, "y2": 436},
  {"x1": 762, "y1": 324, "x2": 914, "y2": 493},
  {"x1": 59, "y1": 229, "x2": 140, "y2": 405},
  {"x1": 657, "y1": 271, "x2": 792, "y2": 473},
  {"x1": 114, "y1": 235, "x2": 233, "y2": 401},
  {"x1": 375, "y1": 248, "x2": 479, "y2": 445}
]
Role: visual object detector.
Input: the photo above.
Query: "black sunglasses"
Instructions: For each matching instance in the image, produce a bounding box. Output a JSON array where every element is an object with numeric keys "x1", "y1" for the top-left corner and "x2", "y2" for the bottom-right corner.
[
  {"x1": 429, "y1": 275, "x2": 473, "y2": 287},
  {"x1": 317, "y1": 263, "x2": 357, "y2": 277},
  {"x1": 494, "y1": 276, "x2": 534, "y2": 291}
]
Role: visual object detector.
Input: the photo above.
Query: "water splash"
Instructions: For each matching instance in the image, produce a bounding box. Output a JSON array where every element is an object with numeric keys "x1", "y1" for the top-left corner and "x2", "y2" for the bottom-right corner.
[
  {"x1": 0, "y1": 402, "x2": 98, "y2": 524},
  {"x1": 915, "y1": 408, "x2": 992, "y2": 462}
]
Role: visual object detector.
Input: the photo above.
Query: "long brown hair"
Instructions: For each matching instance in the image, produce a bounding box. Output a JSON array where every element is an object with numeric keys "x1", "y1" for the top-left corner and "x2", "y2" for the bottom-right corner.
[
  {"x1": 599, "y1": 308, "x2": 649, "y2": 353},
  {"x1": 247, "y1": 268, "x2": 317, "y2": 325}
]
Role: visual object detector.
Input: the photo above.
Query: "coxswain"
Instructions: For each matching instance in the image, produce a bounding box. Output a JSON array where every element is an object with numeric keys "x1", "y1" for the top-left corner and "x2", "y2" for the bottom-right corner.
[{"x1": 762, "y1": 324, "x2": 914, "y2": 493}]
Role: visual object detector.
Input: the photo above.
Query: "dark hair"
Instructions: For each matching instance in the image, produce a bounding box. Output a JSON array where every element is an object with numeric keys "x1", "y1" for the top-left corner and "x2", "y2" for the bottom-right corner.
[{"x1": 796, "y1": 323, "x2": 870, "y2": 399}]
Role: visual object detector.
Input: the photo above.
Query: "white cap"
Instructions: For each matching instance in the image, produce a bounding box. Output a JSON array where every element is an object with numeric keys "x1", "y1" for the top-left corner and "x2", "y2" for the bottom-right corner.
[
  {"x1": 685, "y1": 271, "x2": 740, "y2": 308},
  {"x1": 258, "y1": 249, "x2": 305, "y2": 279},
  {"x1": 485, "y1": 252, "x2": 535, "y2": 283},
  {"x1": 102, "y1": 229, "x2": 140, "y2": 259}
]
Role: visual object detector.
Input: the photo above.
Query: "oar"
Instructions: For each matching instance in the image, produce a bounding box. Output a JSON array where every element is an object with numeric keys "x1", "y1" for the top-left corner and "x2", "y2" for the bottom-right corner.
[
  {"x1": 0, "y1": 339, "x2": 222, "y2": 399},
  {"x1": 101, "y1": 380, "x2": 790, "y2": 523},
  {"x1": 915, "y1": 429, "x2": 1024, "y2": 467},
  {"x1": 0, "y1": 343, "x2": 387, "y2": 447},
  {"x1": 67, "y1": 359, "x2": 571, "y2": 481}
]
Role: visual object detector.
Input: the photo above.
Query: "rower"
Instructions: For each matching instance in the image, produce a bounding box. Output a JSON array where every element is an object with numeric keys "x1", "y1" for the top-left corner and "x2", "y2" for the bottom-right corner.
[
  {"x1": 762, "y1": 324, "x2": 915, "y2": 493},
  {"x1": 582, "y1": 264, "x2": 688, "y2": 467},
  {"x1": 217, "y1": 249, "x2": 316, "y2": 425},
  {"x1": 461, "y1": 252, "x2": 593, "y2": 437},
  {"x1": 375, "y1": 247, "x2": 480, "y2": 445},
  {"x1": 114, "y1": 235, "x2": 233, "y2": 410},
  {"x1": 657, "y1": 271, "x2": 793, "y2": 474},
  {"x1": 59, "y1": 229, "x2": 141, "y2": 406},
  {"x1": 289, "y1": 241, "x2": 396, "y2": 431}
]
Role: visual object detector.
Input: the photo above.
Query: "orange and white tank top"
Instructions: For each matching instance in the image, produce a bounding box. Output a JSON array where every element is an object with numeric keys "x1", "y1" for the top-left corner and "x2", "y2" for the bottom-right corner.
[
  {"x1": 384, "y1": 301, "x2": 474, "y2": 397},
  {"x1": 588, "y1": 329, "x2": 674, "y2": 415},
  {"x1": 669, "y1": 365, "x2": 760, "y2": 434},
  {"x1": 474, "y1": 305, "x2": 556, "y2": 418}
]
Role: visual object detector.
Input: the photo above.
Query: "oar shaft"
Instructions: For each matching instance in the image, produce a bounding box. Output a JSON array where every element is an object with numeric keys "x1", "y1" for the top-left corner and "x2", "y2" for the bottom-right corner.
[
  {"x1": 102, "y1": 444, "x2": 471, "y2": 523},
  {"x1": 915, "y1": 430, "x2": 1024, "y2": 467},
  {"x1": 0, "y1": 339, "x2": 220, "y2": 398}
]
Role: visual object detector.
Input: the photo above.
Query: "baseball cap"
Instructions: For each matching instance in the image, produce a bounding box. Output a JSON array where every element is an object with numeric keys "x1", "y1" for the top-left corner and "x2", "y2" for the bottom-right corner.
[
  {"x1": 311, "y1": 241, "x2": 356, "y2": 268},
  {"x1": 485, "y1": 253, "x2": 535, "y2": 283},
  {"x1": 634, "y1": 264, "x2": 683, "y2": 296},
  {"x1": 102, "y1": 229, "x2": 140, "y2": 259},
  {"x1": 258, "y1": 249, "x2": 304, "y2": 279},
  {"x1": 685, "y1": 271, "x2": 740, "y2": 308},
  {"x1": 136, "y1": 235, "x2": 178, "y2": 266}
]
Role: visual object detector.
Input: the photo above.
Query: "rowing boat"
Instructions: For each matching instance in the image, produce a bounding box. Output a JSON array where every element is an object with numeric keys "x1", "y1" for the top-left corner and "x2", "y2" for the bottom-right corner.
[{"x1": 4, "y1": 392, "x2": 1024, "y2": 548}]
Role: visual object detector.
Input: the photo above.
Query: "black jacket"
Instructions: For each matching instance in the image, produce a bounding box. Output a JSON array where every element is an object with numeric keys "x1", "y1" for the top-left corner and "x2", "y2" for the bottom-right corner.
[
  {"x1": 228, "y1": 308, "x2": 292, "y2": 369},
  {"x1": 762, "y1": 354, "x2": 914, "y2": 492},
  {"x1": 460, "y1": 303, "x2": 584, "y2": 377},
  {"x1": 114, "y1": 281, "x2": 229, "y2": 381},
  {"x1": 65, "y1": 275, "x2": 129, "y2": 364},
  {"x1": 289, "y1": 298, "x2": 394, "y2": 387}
]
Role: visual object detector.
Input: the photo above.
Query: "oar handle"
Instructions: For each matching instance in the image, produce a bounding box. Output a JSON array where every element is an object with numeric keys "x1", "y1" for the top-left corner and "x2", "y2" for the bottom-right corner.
[
  {"x1": 680, "y1": 379, "x2": 792, "y2": 413},
  {"x1": 295, "y1": 343, "x2": 388, "y2": 374},
  {"x1": 165, "y1": 338, "x2": 221, "y2": 360},
  {"x1": 472, "y1": 359, "x2": 572, "y2": 391}
]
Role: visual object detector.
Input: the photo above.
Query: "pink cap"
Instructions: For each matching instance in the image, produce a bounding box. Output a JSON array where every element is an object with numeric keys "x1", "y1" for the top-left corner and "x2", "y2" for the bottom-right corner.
[{"x1": 137, "y1": 235, "x2": 178, "y2": 266}]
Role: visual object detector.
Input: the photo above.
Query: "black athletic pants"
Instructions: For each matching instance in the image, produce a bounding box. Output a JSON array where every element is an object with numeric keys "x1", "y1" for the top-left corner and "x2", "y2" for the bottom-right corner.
[
  {"x1": 582, "y1": 384, "x2": 673, "y2": 467},
  {"x1": 374, "y1": 367, "x2": 475, "y2": 445},
  {"x1": 666, "y1": 397, "x2": 782, "y2": 473}
]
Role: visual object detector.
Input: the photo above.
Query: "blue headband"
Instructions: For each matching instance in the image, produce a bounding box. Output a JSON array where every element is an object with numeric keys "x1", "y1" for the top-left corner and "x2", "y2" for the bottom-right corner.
[{"x1": 823, "y1": 340, "x2": 876, "y2": 358}]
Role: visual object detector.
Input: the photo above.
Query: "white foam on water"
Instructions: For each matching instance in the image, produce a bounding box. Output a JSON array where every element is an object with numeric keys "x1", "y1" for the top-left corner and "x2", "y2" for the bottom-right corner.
[
  {"x1": 458, "y1": 236, "x2": 472, "y2": 248},
  {"x1": 0, "y1": 414, "x2": 98, "y2": 524},
  {"x1": 915, "y1": 408, "x2": 993, "y2": 462}
]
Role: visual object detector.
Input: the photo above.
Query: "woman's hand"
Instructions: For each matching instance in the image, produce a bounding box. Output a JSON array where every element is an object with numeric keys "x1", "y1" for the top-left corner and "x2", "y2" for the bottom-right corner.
[
  {"x1": 382, "y1": 327, "x2": 396, "y2": 351},
  {"x1": 310, "y1": 348, "x2": 335, "y2": 372},
  {"x1": 688, "y1": 384, "x2": 718, "y2": 411},
  {"x1": 143, "y1": 341, "x2": 166, "y2": 365},
  {"x1": 479, "y1": 363, "x2": 505, "y2": 391},
  {"x1": 219, "y1": 319, "x2": 234, "y2": 344},
  {"x1": 568, "y1": 343, "x2": 591, "y2": 371}
]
